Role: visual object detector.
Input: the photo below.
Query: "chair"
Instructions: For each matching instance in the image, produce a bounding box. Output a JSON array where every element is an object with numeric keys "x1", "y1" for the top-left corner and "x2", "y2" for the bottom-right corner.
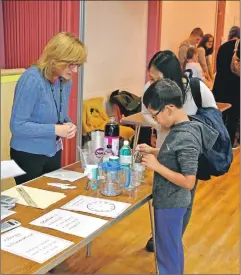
[{"x1": 82, "y1": 97, "x2": 135, "y2": 145}]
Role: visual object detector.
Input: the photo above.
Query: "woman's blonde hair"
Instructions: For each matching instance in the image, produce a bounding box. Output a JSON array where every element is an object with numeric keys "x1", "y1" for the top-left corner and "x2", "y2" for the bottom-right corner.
[{"x1": 36, "y1": 32, "x2": 87, "y2": 81}]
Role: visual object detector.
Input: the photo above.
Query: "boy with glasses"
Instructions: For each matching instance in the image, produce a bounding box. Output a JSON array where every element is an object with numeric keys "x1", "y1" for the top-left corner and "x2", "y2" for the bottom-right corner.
[{"x1": 136, "y1": 79, "x2": 217, "y2": 274}]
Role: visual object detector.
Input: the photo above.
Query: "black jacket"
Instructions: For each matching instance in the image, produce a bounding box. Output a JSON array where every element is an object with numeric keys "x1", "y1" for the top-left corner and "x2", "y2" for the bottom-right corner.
[{"x1": 212, "y1": 39, "x2": 240, "y2": 113}]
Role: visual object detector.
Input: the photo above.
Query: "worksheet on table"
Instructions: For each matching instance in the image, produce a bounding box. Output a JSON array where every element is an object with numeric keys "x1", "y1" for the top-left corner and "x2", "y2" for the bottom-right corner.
[
  {"x1": 30, "y1": 208, "x2": 108, "y2": 238},
  {"x1": 61, "y1": 195, "x2": 131, "y2": 218},
  {"x1": 44, "y1": 169, "x2": 86, "y2": 182},
  {"x1": 1, "y1": 226, "x2": 73, "y2": 263}
]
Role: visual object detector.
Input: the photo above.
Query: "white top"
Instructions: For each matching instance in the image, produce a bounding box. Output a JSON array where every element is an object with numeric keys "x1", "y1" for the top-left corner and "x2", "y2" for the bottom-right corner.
[
  {"x1": 141, "y1": 80, "x2": 217, "y2": 148},
  {"x1": 185, "y1": 62, "x2": 204, "y2": 81}
]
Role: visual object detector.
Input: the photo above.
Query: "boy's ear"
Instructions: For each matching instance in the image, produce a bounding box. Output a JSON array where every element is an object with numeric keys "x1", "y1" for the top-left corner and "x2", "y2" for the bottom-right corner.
[{"x1": 165, "y1": 105, "x2": 173, "y2": 116}]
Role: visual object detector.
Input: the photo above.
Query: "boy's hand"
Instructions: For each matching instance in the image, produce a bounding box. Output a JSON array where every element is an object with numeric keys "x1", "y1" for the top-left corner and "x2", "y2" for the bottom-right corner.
[
  {"x1": 136, "y1": 143, "x2": 154, "y2": 154},
  {"x1": 141, "y1": 154, "x2": 160, "y2": 171}
]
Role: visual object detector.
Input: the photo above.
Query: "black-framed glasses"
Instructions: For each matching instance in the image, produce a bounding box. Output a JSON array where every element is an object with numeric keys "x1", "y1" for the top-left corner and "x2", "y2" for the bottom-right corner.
[{"x1": 152, "y1": 108, "x2": 163, "y2": 119}]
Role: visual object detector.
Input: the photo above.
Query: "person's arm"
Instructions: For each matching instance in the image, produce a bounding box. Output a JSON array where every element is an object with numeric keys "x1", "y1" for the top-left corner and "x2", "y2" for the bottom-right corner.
[
  {"x1": 198, "y1": 47, "x2": 209, "y2": 78},
  {"x1": 142, "y1": 134, "x2": 200, "y2": 190},
  {"x1": 135, "y1": 143, "x2": 160, "y2": 156},
  {"x1": 206, "y1": 55, "x2": 214, "y2": 80},
  {"x1": 178, "y1": 45, "x2": 188, "y2": 68},
  {"x1": 10, "y1": 74, "x2": 56, "y2": 138},
  {"x1": 141, "y1": 154, "x2": 197, "y2": 190},
  {"x1": 154, "y1": 159, "x2": 196, "y2": 190},
  {"x1": 141, "y1": 82, "x2": 159, "y2": 128},
  {"x1": 200, "y1": 81, "x2": 217, "y2": 108}
]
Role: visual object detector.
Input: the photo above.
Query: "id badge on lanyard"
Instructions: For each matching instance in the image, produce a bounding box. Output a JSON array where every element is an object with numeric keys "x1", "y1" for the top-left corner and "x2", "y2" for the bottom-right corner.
[{"x1": 56, "y1": 137, "x2": 63, "y2": 151}]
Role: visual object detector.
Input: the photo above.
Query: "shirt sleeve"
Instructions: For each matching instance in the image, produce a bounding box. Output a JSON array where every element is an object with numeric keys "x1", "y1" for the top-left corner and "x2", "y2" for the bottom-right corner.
[
  {"x1": 200, "y1": 81, "x2": 217, "y2": 108},
  {"x1": 10, "y1": 74, "x2": 55, "y2": 138},
  {"x1": 178, "y1": 45, "x2": 188, "y2": 68},
  {"x1": 206, "y1": 54, "x2": 214, "y2": 79},
  {"x1": 198, "y1": 47, "x2": 209, "y2": 75},
  {"x1": 141, "y1": 82, "x2": 159, "y2": 128},
  {"x1": 63, "y1": 81, "x2": 72, "y2": 123},
  {"x1": 175, "y1": 133, "x2": 200, "y2": 175}
]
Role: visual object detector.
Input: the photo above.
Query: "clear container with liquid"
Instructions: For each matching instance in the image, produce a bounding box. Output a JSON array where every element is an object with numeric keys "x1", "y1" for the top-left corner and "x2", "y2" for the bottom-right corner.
[{"x1": 99, "y1": 161, "x2": 122, "y2": 197}]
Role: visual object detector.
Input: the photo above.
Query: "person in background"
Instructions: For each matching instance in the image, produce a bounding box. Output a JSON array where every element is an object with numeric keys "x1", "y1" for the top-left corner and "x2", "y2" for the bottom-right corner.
[
  {"x1": 198, "y1": 33, "x2": 215, "y2": 81},
  {"x1": 10, "y1": 32, "x2": 87, "y2": 185},
  {"x1": 178, "y1": 27, "x2": 204, "y2": 69},
  {"x1": 213, "y1": 26, "x2": 240, "y2": 148},
  {"x1": 183, "y1": 47, "x2": 204, "y2": 80},
  {"x1": 138, "y1": 79, "x2": 217, "y2": 274},
  {"x1": 141, "y1": 50, "x2": 217, "y2": 252}
]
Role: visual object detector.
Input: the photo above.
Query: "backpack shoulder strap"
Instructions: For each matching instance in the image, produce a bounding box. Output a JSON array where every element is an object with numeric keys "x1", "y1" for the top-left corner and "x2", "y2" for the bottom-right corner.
[
  {"x1": 189, "y1": 78, "x2": 202, "y2": 109},
  {"x1": 183, "y1": 69, "x2": 193, "y2": 78}
]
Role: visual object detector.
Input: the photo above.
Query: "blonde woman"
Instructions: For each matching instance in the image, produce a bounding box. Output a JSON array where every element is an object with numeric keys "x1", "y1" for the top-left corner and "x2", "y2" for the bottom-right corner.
[{"x1": 10, "y1": 32, "x2": 87, "y2": 185}]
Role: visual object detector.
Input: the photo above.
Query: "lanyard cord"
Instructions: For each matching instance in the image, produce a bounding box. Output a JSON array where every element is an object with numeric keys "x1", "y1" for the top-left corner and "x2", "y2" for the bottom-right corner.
[{"x1": 50, "y1": 78, "x2": 63, "y2": 124}]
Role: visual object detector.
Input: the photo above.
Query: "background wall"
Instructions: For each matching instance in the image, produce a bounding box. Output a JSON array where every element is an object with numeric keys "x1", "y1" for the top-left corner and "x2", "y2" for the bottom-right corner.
[
  {"x1": 2, "y1": 0, "x2": 80, "y2": 166},
  {"x1": 160, "y1": 1, "x2": 218, "y2": 55},
  {"x1": 83, "y1": 1, "x2": 148, "y2": 99},
  {"x1": 223, "y1": 0, "x2": 240, "y2": 43}
]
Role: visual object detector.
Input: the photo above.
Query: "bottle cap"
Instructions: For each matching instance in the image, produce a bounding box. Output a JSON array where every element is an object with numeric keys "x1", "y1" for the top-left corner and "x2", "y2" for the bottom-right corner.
[
  {"x1": 124, "y1": 140, "x2": 129, "y2": 145},
  {"x1": 110, "y1": 117, "x2": 115, "y2": 123}
]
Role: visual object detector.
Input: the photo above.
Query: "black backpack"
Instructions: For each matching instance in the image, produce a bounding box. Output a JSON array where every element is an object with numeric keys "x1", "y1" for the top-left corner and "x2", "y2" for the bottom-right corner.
[
  {"x1": 189, "y1": 78, "x2": 233, "y2": 180},
  {"x1": 109, "y1": 90, "x2": 141, "y2": 117}
]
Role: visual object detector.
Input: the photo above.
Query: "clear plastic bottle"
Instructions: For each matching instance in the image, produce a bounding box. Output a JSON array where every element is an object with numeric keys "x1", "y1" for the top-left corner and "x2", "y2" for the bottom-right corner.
[
  {"x1": 119, "y1": 140, "x2": 132, "y2": 166},
  {"x1": 119, "y1": 140, "x2": 132, "y2": 189},
  {"x1": 103, "y1": 144, "x2": 114, "y2": 162}
]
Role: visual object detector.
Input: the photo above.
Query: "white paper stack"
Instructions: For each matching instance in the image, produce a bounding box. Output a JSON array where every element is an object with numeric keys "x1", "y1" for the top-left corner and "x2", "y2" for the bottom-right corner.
[
  {"x1": 44, "y1": 169, "x2": 86, "y2": 182},
  {"x1": 1, "y1": 160, "x2": 26, "y2": 180}
]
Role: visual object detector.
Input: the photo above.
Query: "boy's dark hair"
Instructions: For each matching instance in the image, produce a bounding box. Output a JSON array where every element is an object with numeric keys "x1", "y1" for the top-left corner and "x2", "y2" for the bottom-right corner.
[
  {"x1": 143, "y1": 79, "x2": 183, "y2": 111},
  {"x1": 190, "y1": 27, "x2": 204, "y2": 37},
  {"x1": 198, "y1": 33, "x2": 214, "y2": 56},
  {"x1": 186, "y1": 47, "x2": 198, "y2": 59},
  {"x1": 183, "y1": 47, "x2": 198, "y2": 71},
  {"x1": 228, "y1": 26, "x2": 240, "y2": 40}
]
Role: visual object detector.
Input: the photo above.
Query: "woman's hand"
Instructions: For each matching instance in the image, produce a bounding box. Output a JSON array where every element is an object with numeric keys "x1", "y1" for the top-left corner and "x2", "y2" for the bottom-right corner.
[
  {"x1": 55, "y1": 123, "x2": 77, "y2": 138},
  {"x1": 64, "y1": 122, "x2": 77, "y2": 139},
  {"x1": 141, "y1": 154, "x2": 160, "y2": 171},
  {"x1": 55, "y1": 124, "x2": 71, "y2": 138},
  {"x1": 135, "y1": 143, "x2": 155, "y2": 154}
]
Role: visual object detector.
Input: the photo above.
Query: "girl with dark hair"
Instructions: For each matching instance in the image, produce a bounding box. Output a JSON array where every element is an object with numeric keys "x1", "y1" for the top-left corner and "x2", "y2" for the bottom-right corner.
[
  {"x1": 141, "y1": 50, "x2": 217, "y2": 253},
  {"x1": 198, "y1": 33, "x2": 215, "y2": 81}
]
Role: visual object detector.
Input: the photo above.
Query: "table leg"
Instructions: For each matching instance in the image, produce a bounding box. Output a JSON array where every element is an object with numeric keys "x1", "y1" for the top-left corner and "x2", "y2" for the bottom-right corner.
[
  {"x1": 86, "y1": 242, "x2": 92, "y2": 258},
  {"x1": 133, "y1": 125, "x2": 141, "y2": 149},
  {"x1": 148, "y1": 200, "x2": 158, "y2": 274}
]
